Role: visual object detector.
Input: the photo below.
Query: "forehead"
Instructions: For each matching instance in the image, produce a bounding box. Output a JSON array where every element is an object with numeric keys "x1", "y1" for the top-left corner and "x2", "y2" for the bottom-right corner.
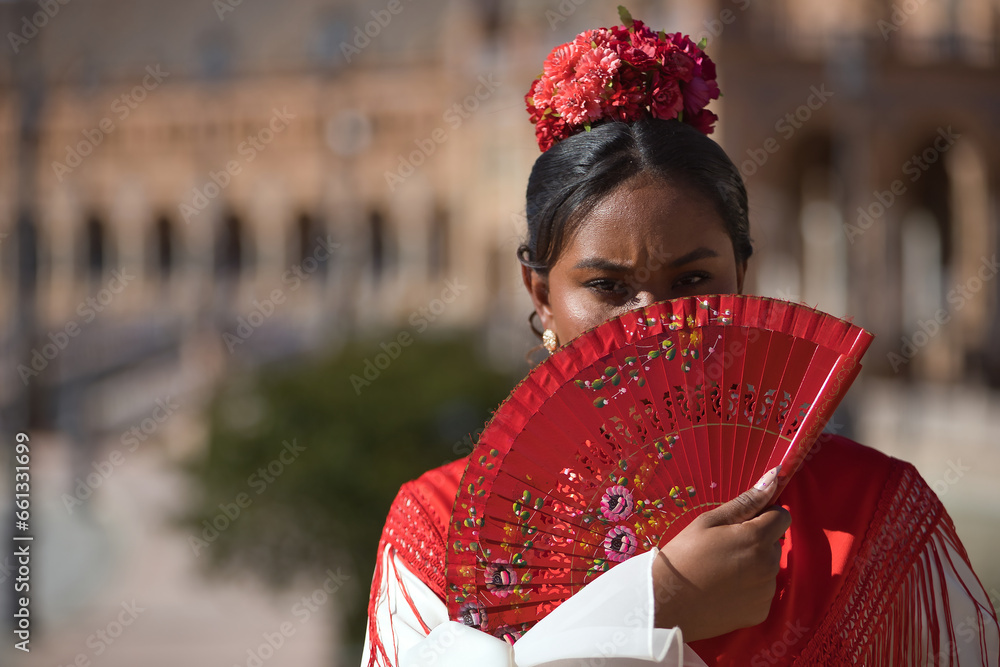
[{"x1": 562, "y1": 175, "x2": 731, "y2": 261}]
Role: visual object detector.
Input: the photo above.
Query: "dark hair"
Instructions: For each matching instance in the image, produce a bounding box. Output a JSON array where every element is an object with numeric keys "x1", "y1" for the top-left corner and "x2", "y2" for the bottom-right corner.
[{"x1": 517, "y1": 118, "x2": 752, "y2": 275}]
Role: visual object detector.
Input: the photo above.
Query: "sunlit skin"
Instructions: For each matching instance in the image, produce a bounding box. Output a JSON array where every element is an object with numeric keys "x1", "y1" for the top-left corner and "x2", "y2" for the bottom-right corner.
[
  {"x1": 522, "y1": 172, "x2": 746, "y2": 344},
  {"x1": 521, "y1": 172, "x2": 791, "y2": 642}
]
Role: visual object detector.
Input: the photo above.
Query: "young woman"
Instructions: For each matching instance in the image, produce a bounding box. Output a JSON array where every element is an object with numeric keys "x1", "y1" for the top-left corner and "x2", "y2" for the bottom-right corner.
[{"x1": 362, "y1": 16, "x2": 999, "y2": 667}]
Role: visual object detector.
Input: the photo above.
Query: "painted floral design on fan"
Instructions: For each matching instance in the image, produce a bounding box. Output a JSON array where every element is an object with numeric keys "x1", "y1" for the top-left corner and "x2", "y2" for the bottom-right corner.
[
  {"x1": 494, "y1": 625, "x2": 528, "y2": 645},
  {"x1": 486, "y1": 561, "x2": 519, "y2": 598},
  {"x1": 458, "y1": 601, "x2": 489, "y2": 630},
  {"x1": 575, "y1": 325, "x2": 724, "y2": 410},
  {"x1": 603, "y1": 525, "x2": 638, "y2": 562},
  {"x1": 600, "y1": 484, "x2": 634, "y2": 521},
  {"x1": 654, "y1": 434, "x2": 677, "y2": 460},
  {"x1": 669, "y1": 485, "x2": 697, "y2": 507},
  {"x1": 573, "y1": 341, "x2": 672, "y2": 408}
]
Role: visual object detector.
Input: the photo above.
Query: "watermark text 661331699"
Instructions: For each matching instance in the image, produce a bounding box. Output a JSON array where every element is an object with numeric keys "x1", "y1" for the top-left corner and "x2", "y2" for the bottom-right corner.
[{"x1": 12, "y1": 432, "x2": 32, "y2": 653}]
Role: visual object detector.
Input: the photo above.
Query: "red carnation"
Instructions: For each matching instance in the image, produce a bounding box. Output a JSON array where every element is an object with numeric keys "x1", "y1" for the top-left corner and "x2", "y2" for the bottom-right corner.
[{"x1": 650, "y1": 73, "x2": 684, "y2": 120}]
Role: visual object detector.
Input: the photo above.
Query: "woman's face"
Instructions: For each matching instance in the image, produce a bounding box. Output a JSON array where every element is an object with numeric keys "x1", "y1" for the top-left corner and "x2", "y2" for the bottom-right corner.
[{"x1": 523, "y1": 173, "x2": 747, "y2": 345}]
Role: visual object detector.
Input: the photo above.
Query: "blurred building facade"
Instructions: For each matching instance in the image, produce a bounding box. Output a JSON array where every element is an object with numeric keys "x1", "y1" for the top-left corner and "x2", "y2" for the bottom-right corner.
[{"x1": 1, "y1": 0, "x2": 999, "y2": 441}]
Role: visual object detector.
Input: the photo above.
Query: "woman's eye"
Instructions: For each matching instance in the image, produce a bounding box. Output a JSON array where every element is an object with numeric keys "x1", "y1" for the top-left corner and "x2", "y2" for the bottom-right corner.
[
  {"x1": 675, "y1": 272, "x2": 711, "y2": 288},
  {"x1": 586, "y1": 279, "x2": 628, "y2": 295}
]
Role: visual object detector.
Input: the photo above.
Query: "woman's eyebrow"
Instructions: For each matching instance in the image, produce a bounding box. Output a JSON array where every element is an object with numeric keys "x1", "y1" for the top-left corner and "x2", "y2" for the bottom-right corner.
[
  {"x1": 572, "y1": 258, "x2": 633, "y2": 272},
  {"x1": 668, "y1": 247, "x2": 718, "y2": 267},
  {"x1": 574, "y1": 248, "x2": 719, "y2": 272}
]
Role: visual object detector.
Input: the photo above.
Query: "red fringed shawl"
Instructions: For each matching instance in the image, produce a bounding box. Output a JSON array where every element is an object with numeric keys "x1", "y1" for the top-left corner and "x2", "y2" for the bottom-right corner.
[{"x1": 367, "y1": 434, "x2": 999, "y2": 665}]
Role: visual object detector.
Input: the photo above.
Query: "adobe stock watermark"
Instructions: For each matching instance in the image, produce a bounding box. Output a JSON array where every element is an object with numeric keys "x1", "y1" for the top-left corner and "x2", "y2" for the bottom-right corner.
[
  {"x1": 0, "y1": 555, "x2": 14, "y2": 586},
  {"x1": 384, "y1": 75, "x2": 501, "y2": 192},
  {"x1": 340, "y1": 0, "x2": 413, "y2": 62},
  {"x1": 927, "y1": 588, "x2": 1000, "y2": 665},
  {"x1": 350, "y1": 277, "x2": 468, "y2": 395},
  {"x1": 565, "y1": 568, "x2": 684, "y2": 666},
  {"x1": 886, "y1": 253, "x2": 997, "y2": 372},
  {"x1": 51, "y1": 65, "x2": 170, "y2": 182},
  {"x1": 213, "y1": 0, "x2": 243, "y2": 21},
  {"x1": 17, "y1": 268, "x2": 136, "y2": 385},
  {"x1": 233, "y1": 568, "x2": 350, "y2": 667},
  {"x1": 55, "y1": 600, "x2": 145, "y2": 667},
  {"x1": 927, "y1": 460, "x2": 971, "y2": 498},
  {"x1": 851, "y1": 458, "x2": 968, "y2": 568},
  {"x1": 450, "y1": 428, "x2": 485, "y2": 460},
  {"x1": 179, "y1": 106, "x2": 296, "y2": 223},
  {"x1": 740, "y1": 84, "x2": 834, "y2": 179},
  {"x1": 694, "y1": 0, "x2": 753, "y2": 48},
  {"x1": 189, "y1": 438, "x2": 306, "y2": 557},
  {"x1": 877, "y1": 0, "x2": 930, "y2": 40},
  {"x1": 61, "y1": 397, "x2": 180, "y2": 514},
  {"x1": 844, "y1": 126, "x2": 959, "y2": 244},
  {"x1": 7, "y1": 0, "x2": 72, "y2": 54},
  {"x1": 545, "y1": 0, "x2": 589, "y2": 29},
  {"x1": 222, "y1": 235, "x2": 339, "y2": 353}
]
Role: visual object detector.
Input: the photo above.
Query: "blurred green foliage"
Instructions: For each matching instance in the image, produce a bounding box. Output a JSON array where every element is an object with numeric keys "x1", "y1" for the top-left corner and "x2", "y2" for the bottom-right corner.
[{"x1": 183, "y1": 333, "x2": 517, "y2": 649}]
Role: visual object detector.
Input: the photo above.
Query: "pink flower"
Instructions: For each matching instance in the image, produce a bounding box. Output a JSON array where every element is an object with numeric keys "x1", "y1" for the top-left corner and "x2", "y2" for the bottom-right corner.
[
  {"x1": 600, "y1": 484, "x2": 635, "y2": 521},
  {"x1": 603, "y1": 525, "x2": 638, "y2": 562},
  {"x1": 485, "y1": 562, "x2": 518, "y2": 598},
  {"x1": 543, "y1": 41, "x2": 585, "y2": 81},
  {"x1": 458, "y1": 601, "x2": 488, "y2": 629},
  {"x1": 575, "y1": 45, "x2": 621, "y2": 86}
]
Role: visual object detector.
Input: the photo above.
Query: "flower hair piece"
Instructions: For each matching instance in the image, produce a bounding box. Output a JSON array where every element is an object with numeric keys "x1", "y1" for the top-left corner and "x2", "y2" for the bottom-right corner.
[{"x1": 525, "y1": 5, "x2": 721, "y2": 152}]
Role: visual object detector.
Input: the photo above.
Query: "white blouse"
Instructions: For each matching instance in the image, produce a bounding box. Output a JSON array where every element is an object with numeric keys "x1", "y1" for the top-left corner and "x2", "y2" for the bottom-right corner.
[
  {"x1": 361, "y1": 534, "x2": 999, "y2": 666},
  {"x1": 362, "y1": 545, "x2": 707, "y2": 667}
]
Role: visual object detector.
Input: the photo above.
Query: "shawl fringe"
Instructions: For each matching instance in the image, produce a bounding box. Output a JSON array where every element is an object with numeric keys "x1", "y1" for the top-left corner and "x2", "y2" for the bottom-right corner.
[
  {"x1": 796, "y1": 462, "x2": 998, "y2": 665},
  {"x1": 366, "y1": 479, "x2": 451, "y2": 666}
]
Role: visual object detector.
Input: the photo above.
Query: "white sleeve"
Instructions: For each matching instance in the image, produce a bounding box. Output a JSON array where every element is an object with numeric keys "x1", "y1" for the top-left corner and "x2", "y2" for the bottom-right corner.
[{"x1": 361, "y1": 546, "x2": 708, "y2": 667}]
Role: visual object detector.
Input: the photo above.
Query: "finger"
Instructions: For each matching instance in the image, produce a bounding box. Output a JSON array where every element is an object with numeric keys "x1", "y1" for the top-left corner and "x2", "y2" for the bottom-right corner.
[
  {"x1": 702, "y1": 465, "x2": 781, "y2": 527},
  {"x1": 746, "y1": 506, "x2": 792, "y2": 542}
]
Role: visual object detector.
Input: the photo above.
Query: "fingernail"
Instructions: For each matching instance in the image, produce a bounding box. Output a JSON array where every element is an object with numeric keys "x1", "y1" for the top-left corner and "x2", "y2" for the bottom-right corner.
[{"x1": 754, "y1": 465, "x2": 782, "y2": 491}]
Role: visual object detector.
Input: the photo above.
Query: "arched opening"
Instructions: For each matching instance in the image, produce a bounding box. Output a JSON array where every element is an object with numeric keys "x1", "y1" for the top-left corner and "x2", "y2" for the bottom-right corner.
[
  {"x1": 80, "y1": 215, "x2": 113, "y2": 280},
  {"x1": 149, "y1": 215, "x2": 175, "y2": 280},
  {"x1": 290, "y1": 213, "x2": 330, "y2": 273},
  {"x1": 895, "y1": 132, "x2": 954, "y2": 380},
  {"x1": 369, "y1": 210, "x2": 393, "y2": 283},
  {"x1": 794, "y1": 135, "x2": 848, "y2": 318},
  {"x1": 428, "y1": 206, "x2": 450, "y2": 279},
  {"x1": 214, "y1": 212, "x2": 249, "y2": 278},
  {"x1": 10, "y1": 212, "x2": 40, "y2": 290}
]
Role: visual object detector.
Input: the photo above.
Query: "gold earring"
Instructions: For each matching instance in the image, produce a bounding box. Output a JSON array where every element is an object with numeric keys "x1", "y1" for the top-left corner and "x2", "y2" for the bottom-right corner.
[{"x1": 542, "y1": 329, "x2": 558, "y2": 353}]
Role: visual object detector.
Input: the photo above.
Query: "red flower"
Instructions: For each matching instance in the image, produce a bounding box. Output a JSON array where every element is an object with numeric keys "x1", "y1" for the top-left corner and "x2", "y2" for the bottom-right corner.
[
  {"x1": 682, "y1": 76, "x2": 720, "y2": 116},
  {"x1": 650, "y1": 72, "x2": 683, "y2": 120},
  {"x1": 686, "y1": 108, "x2": 719, "y2": 135},
  {"x1": 525, "y1": 16, "x2": 720, "y2": 151},
  {"x1": 534, "y1": 114, "x2": 570, "y2": 153}
]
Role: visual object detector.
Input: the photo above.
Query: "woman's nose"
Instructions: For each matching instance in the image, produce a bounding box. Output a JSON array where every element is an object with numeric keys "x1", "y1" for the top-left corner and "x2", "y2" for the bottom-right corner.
[
  {"x1": 630, "y1": 291, "x2": 661, "y2": 308},
  {"x1": 629, "y1": 276, "x2": 676, "y2": 307}
]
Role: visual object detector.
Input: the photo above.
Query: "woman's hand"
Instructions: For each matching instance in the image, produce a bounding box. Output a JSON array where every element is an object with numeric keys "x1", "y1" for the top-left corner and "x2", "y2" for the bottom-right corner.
[{"x1": 652, "y1": 466, "x2": 791, "y2": 642}]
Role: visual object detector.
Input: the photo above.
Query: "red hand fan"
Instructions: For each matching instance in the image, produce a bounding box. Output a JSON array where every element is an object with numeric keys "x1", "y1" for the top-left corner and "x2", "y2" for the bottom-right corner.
[{"x1": 444, "y1": 295, "x2": 874, "y2": 641}]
